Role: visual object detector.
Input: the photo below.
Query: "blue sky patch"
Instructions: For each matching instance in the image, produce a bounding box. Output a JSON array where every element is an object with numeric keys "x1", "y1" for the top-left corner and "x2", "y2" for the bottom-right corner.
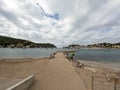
[{"x1": 36, "y1": 3, "x2": 59, "y2": 20}]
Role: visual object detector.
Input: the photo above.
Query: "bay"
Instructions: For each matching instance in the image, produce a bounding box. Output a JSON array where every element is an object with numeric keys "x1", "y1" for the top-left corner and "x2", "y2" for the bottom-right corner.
[
  {"x1": 74, "y1": 48, "x2": 120, "y2": 63},
  {"x1": 0, "y1": 48, "x2": 59, "y2": 58},
  {"x1": 0, "y1": 48, "x2": 120, "y2": 63}
]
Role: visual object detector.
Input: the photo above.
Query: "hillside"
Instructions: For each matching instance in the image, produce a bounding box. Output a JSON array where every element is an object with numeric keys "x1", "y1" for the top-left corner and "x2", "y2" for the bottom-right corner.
[
  {"x1": 0, "y1": 35, "x2": 56, "y2": 48},
  {"x1": 65, "y1": 42, "x2": 120, "y2": 49}
]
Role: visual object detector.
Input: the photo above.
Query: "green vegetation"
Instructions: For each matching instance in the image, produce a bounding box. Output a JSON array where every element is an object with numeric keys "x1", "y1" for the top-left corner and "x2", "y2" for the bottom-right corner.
[
  {"x1": 66, "y1": 42, "x2": 120, "y2": 49},
  {"x1": 114, "y1": 42, "x2": 120, "y2": 45},
  {"x1": 0, "y1": 35, "x2": 56, "y2": 48},
  {"x1": 68, "y1": 44, "x2": 80, "y2": 47},
  {"x1": 88, "y1": 42, "x2": 120, "y2": 48}
]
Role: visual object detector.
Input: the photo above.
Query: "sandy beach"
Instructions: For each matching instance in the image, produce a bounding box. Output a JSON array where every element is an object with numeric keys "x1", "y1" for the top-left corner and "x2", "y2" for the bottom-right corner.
[
  {"x1": 0, "y1": 57, "x2": 50, "y2": 90},
  {"x1": 0, "y1": 53, "x2": 120, "y2": 90},
  {"x1": 0, "y1": 53, "x2": 87, "y2": 90},
  {"x1": 72, "y1": 60, "x2": 120, "y2": 90}
]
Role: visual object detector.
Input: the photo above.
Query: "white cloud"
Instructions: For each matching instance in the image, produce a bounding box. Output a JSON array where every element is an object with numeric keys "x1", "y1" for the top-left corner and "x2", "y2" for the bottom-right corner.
[{"x1": 0, "y1": 0, "x2": 120, "y2": 47}]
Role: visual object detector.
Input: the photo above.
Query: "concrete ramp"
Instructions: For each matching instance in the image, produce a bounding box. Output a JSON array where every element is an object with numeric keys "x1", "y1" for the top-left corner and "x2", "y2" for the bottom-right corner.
[
  {"x1": 38, "y1": 53, "x2": 87, "y2": 90},
  {"x1": 6, "y1": 75, "x2": 34, "y2": 90},
  {"x1": 0, "y1": 77, "x2": 21, "y2": 90}
]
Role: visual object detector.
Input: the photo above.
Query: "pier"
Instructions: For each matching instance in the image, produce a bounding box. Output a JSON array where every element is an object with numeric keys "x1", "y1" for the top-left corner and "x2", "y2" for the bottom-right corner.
[{"x1": 30, "y1": 53, "x2": 87, "y2": 90}]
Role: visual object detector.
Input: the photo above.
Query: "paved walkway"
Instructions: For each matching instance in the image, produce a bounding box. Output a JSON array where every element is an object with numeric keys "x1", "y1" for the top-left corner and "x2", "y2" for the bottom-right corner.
[{"x1": 35, "y1": 53, "x2": 87, "y2": 90}]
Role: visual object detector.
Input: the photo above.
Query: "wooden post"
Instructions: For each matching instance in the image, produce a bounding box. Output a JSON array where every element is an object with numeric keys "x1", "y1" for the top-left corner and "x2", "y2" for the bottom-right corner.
[
  {"x1": 114, "y1": 79, "x2": 117, "y2": 90},
  {"x1": 92, "y1": 76, "x2": 94, "y2": 90}
]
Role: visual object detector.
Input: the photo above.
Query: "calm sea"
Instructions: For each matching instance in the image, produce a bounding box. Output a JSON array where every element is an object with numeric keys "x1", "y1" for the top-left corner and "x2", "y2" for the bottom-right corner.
[
  {"x1": 0, "y1": 48, "x2": 60, "y2": 58},
  {"x1": 0, "y1": 48, "x2": 120, "y2": 63},
  {"x1": 74, "y1": 48, "x2": 120, "y2": 63}
]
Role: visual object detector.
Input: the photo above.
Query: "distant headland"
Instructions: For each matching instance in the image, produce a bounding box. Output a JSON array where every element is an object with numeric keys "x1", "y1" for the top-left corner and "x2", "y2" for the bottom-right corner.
[
  {"x1": 65, "y1": 42, "x2": 120, "y2": 49},
  {"x1": 0, "y1": 35, "x2": 56, "y2": 48}
]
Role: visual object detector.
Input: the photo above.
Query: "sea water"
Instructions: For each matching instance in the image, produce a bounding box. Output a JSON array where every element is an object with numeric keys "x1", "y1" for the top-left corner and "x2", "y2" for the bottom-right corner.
[
  {"x1": 0, "y1": 48, "x2": 59, "y2": 58},
  {"x1": 0, "y1": 48, "x2": 120, "y2": 63},
  {"x1": 74, "y1": 48, "x2": 120, "y2": 63}
]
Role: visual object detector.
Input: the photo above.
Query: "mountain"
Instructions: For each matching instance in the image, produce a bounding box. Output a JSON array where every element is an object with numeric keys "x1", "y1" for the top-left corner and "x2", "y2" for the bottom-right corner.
[{"x1": 0, "y1": 35, "x2": 56, "y2": 48}]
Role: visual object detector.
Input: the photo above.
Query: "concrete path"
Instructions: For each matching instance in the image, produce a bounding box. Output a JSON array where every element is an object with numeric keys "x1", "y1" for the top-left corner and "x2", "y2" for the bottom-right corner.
[
  {"x1": 35, "y1": 53, "x2": 87, "y2": 90},
  {"x1": 0, "y1": 77, "x2": 21, "y2": 90}
]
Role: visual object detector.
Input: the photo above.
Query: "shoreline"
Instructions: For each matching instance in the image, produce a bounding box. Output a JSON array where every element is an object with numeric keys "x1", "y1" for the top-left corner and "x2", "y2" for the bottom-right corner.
[
  {"x1": 0, "y1": 56, "x2": 50, "y2": 59},
  {"x1": 0, "y1": 56, "x2": 119, "y2": 71},
  {"x1": 77, "y1": 59, "x2": 120, "y2": 71},
  {"x1": 0, "y1": 56, "x2": 49, "y2": 62},
  {"x1": 71, "y1": 59, "x2": 120, "y2": 90},
  {"x1": 0, "y1": 53, "x2": 87, "y2": 90},
  {"x1": 0, "y1": 52, "x2": 56, "y2": 62},
  {"x1": 74, "y1": 59, "x2": 120, "y2": 79},
  {"x1": 0, "y1": 53, "x2": 120, "y2": 90},
  {"x1": 0, "y1": 56, "x2": 119, "y2": 72}
]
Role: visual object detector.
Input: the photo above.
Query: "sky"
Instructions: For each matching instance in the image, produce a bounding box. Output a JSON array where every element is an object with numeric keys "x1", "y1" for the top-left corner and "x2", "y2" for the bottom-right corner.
[{"x1": 0, "y1": 0, "x2": 120, "y2": 47}]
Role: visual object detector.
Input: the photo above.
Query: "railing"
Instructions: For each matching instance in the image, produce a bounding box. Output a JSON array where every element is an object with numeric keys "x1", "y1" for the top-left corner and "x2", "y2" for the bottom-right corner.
[{"x1": 91, "y1": 76, "x2": 120, "y2": 90}]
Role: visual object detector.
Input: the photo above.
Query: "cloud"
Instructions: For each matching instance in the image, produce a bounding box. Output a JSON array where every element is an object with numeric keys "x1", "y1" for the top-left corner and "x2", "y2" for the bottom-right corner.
[{"x1": 0, "y1": 0, "x2": 120, "y2": 47}]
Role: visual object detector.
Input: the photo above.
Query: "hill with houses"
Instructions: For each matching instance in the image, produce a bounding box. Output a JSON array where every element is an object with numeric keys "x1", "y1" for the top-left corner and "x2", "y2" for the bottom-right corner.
[{"x1": 0, "y1": 35, "x2": 56, "y2": 48}]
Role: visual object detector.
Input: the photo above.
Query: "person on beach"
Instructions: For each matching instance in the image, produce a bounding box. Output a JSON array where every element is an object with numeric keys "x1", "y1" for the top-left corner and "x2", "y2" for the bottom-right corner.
[
  {"x1": 70, "y1": 52, "x2": 75, "y2": 60},
  {"x1": 72, "y1": 53, "x2": 75, "y2": 60}
]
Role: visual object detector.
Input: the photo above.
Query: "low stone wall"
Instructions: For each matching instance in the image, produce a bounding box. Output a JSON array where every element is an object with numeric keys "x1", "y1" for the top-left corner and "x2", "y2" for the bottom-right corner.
[{"x1": 6, "y1": 75, "x2": 34, "y2": 90}]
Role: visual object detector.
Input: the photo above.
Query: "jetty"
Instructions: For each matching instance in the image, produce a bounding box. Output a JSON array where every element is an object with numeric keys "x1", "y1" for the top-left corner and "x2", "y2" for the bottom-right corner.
[
  {"x1": 30, "y1": 52, "x2": 87, "y2": 90},
  {"x1": 0, "y1": 53, "x2": 87, "y2": 90}
]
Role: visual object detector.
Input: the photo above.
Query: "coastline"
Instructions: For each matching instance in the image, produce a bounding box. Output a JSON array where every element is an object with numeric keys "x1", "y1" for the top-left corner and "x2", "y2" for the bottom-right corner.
[
  {"x1": 0, "y1": 53, "x2": 120, "y2": 90},
  {"x1": 74, "y1": 59, "x2": 120, "y2": 78},
  {"x1": 0, "y1": 53, "x2": 87, "y2": 90},
  {"x1": 72, "y1": 59, "x2": 120, "y2": 90},
  {"x1": 0, "y1": 52, "x2": 56, "y2": 62},
  {"x1": 0, "y1": 56, "x2": 49, "y2": 62},
  {"x1": 77, "y1": 59, "x2": 120, "y2": 71}
]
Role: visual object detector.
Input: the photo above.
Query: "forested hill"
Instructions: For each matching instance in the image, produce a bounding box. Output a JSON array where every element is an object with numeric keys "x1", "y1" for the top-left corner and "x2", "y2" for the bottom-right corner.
[{"x1": 0, "y1": 35, "x2": 56, "y2": 48}]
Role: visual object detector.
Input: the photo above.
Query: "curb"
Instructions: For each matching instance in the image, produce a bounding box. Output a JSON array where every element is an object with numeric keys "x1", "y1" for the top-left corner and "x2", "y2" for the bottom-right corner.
[{"x1": 6, "y1": 75, "x2": 34, "y2": 90}]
